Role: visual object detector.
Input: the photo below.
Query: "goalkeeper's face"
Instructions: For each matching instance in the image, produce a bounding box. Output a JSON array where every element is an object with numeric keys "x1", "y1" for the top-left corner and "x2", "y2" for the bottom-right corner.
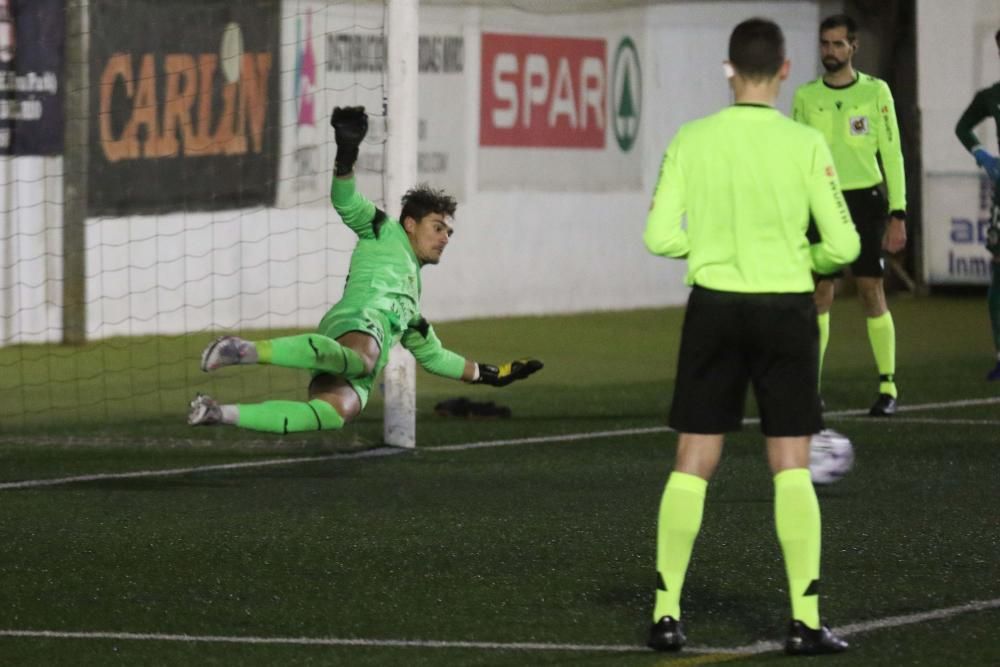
[{"x1": 406, "y1": 213, "x2": 454, "y2": 265}]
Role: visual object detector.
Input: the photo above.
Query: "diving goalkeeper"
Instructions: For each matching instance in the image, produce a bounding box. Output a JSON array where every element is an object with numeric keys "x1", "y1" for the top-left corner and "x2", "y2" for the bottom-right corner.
[{"x1": 188, "y1": 106, "x2": 543, "y2": 434}]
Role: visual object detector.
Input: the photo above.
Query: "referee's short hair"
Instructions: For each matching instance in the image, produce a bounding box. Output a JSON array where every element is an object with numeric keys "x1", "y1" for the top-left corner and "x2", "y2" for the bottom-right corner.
[
  {"x1": 728, "y1": 18, "x2": 785, "y2": 81},
  {"x1": 820, "y1": 14, "x2": 858, "y2": 42}
]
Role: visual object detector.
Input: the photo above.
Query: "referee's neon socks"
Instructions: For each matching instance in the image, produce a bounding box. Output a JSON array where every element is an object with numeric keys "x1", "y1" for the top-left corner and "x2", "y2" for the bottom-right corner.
[
  {"x1": 867, "y1": 313, "x2": 897, "y2": 397},
  {"x1": 235, "y1": 399, "x2": 345, "y2": 434},
  {"x1": 654, "y1": 471, "x2": 707, "y2": 621},
  {"x1": 774, "y1": 468, "x2": 821, "y2": 630},
  {"x1": 257, "y1": 334, "x2": 367, "y2": 378}
]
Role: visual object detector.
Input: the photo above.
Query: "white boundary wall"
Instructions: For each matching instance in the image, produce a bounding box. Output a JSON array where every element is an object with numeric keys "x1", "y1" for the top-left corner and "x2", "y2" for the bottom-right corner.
[
  {"x1": 1, "y1": 1, "x2": 824, "y2": 344},
  {"x1": 918, "y1": 0, "x2": 1000, "y2": 285}
]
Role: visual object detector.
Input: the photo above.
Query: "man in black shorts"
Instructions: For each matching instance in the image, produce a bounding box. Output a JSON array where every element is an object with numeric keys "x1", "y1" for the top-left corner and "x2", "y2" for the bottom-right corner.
[
  {"x1": 643, "y1": 18, "x2": 859, "y2": 655},
  {"x1": 793, "y1": 14, "x2": 908, "y2": 416}
]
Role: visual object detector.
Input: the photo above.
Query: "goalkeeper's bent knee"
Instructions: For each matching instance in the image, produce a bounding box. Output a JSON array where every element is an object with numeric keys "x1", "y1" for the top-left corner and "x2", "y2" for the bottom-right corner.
[{"x1": 236, "y1": 399, "x2": 345, "y2": 434}]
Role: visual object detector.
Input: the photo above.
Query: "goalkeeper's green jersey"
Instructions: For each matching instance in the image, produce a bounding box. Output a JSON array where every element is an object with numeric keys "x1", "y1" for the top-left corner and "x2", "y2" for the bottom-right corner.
[
  {"x1": 955, "y1": 81, "x2": 1000, "y2": 155},
  {"x1": 325, "y1": 176, "x2": 465, "y2": 380},
  {"x1": 792, "y1": 72, "x2": 906, "y2": 212},
  {"x1": 644, "y1": 104, "x2": 860, "y2": 293}
]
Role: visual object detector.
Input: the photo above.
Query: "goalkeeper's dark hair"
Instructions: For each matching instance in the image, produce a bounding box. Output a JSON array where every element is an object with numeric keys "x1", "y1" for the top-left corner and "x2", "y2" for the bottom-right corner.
[
  {"x1": 728, "y1": 18, "x2": 785, "y2": 81},
  {"x1": 820, "y1": 14, "x2": 858, "y2": 43},
  {"x1": 400, "y1": 184, "x2": 457, "y2": 224}
]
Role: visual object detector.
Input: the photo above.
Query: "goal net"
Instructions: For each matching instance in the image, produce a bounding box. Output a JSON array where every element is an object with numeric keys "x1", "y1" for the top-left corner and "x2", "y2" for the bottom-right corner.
[{"x1": 0, "y1": 0, "x2": 416, "y2": 439}]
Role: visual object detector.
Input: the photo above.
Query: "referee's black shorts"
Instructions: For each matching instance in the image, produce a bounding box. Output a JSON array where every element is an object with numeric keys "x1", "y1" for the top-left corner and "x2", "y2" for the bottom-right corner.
[
  {"x1": 668, "y1": 286, "x2": 823, "y2": 437},
  {"x1": 808, "y1": 185, "x2": 887, "y2": 279}
]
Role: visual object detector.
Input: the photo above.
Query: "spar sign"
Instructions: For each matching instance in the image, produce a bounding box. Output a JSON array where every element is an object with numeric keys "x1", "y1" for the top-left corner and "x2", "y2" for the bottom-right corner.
[{"x1": 480, "y1": 32, "x2": 640, "y2": 153}]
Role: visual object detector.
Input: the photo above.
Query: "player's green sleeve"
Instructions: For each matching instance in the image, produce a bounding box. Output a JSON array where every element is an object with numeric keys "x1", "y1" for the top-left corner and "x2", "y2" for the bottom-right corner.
[
  {"x1": 400, "y1": 318, "x2": 467, "y2": 380},
  {"x1": 955, "y1": 90, "x2": 989, "y2": 153},
  {"x1": 331, "y1": 176, "x2": 378, "y2": 239},
  {"x1": 808, "y1": 140, "x2": 861, "y2": 274},
  {"x1": 876, "y1": 81, "x2": 906, "y2": 212},
  {"x1": 643, "y1": 136, "x2": 690, "y2": 258}
]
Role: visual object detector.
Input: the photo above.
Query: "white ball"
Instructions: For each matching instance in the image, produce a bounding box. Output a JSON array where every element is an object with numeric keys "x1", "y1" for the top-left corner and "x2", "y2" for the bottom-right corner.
[{"x1": 809, "y1": 429, "x2": 855, "y2": 485}]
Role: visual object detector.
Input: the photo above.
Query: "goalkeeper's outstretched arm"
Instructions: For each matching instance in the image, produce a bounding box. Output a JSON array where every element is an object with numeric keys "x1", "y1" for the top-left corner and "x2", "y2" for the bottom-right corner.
[
  {"x1": 328, "y1": 106, "x2": 388, "y2": 238},
  {"x1": 401, "y1": 318, "x2": 543, "y2": 386},
  {"x1": 330, "y1": 105, "x2": 368, "y2": 178}
]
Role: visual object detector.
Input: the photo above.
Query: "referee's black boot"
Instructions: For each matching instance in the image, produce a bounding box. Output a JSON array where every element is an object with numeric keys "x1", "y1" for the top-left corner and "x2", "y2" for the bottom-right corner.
[
  {"x1": 647, "y1": 616, "x2": 686, "y2": 651},
  {"x1": 785, "y1": 620, "x2": 848, "y2": 655},
  {"x1": 868, "y1": 393, "x2": 897, "y2": 416}
]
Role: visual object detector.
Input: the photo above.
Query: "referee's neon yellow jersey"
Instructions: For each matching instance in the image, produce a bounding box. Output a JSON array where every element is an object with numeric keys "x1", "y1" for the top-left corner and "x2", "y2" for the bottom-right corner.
[
  {"x1": 792, "y1": 73, "x2": 906, "y2": 212},
  {"x1": 644, "y1": 104, "x2": 860, "y2": 293}
]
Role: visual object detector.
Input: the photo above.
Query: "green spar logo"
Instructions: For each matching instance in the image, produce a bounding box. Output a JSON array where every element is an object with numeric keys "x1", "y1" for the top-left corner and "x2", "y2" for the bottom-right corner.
[{"x1": 611, "y1": 36, "x2": 641, "y2": 152}]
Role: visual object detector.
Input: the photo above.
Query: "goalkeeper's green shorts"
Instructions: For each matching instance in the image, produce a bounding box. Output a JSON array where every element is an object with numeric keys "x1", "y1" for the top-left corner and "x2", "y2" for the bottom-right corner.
[{"x1": 316, "y1": 308, "x2": 394, "y2": 409}]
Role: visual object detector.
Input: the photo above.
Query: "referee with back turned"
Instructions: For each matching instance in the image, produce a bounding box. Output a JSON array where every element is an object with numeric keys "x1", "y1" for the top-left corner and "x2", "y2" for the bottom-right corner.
[{"x1": 643, "y1": 17, "x2": 860, "y2": 655}]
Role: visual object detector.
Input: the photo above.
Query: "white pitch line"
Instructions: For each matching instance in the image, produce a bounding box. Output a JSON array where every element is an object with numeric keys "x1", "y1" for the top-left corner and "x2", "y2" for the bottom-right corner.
[
  {"x1": 0, "y1": 629, "x2": 645, "y2": 653},
  {"x1": 2, "y1": 395, "x2": 997, "y2": 491},
  {"x1": 431, "y1": 425, "x2": 671, "y2": 453},
  {"x1": 895, "y1": 396, "x2": 1000, "y2": 411},
  {"x1": 823, "y1": 395, "x2": 1000, "y2": 419},
  {"x1": 0, "y1": 598, "x2": 997, "y2": 655},
  {"x1": 5, "y1": 396, "x2": 995, "y2": 450},
  {"x1": 430, "y1": 395, "x2": 1000, "y2": 455},
  {"x1": 832, "y1": 598, "x2": 1000, "y2": 637},
  {"x1": 0, "y1": 447, "x2": 406, "y2": 491},
  {"x1": 834, "y1": 416, "x2": 1000, "y2": 426}
]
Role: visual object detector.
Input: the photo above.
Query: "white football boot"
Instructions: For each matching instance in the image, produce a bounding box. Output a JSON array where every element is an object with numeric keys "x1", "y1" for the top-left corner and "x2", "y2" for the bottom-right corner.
[
  {"x1": 188, "y1": 393, "x2": 223, "y2": 426},
  {"x1": 200, "y1": 336, "x2": 251, "y2": 372}
]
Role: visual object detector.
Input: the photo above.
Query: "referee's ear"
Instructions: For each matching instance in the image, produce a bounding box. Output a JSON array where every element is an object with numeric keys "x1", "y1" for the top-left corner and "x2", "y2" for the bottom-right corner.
[{"x1": 778, "y1": 59, "x2": 791, "y2": 81}]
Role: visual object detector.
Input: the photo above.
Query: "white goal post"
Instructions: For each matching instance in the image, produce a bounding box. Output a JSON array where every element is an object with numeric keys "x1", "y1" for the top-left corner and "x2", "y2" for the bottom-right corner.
[{"x1": 382, "y1": 0, "x2": 419, "y2": 448}]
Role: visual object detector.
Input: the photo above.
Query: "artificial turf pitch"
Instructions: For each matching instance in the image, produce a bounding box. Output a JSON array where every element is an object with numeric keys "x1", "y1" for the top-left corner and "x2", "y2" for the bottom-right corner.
[{"x1": 0, "y1": 296, "x2": 998, "y2": 665}]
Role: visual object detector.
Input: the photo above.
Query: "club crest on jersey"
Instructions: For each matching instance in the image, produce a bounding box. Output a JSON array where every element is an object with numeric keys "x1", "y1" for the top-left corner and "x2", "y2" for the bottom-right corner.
[{"x1": 849, "y1": 116, "x2": 869, "y2": 135}]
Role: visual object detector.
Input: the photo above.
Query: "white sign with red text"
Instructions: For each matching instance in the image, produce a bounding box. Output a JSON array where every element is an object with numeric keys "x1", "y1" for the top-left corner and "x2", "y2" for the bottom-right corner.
[{"x1": 478, "y1": 31, "x2": 642, "y2": 191}]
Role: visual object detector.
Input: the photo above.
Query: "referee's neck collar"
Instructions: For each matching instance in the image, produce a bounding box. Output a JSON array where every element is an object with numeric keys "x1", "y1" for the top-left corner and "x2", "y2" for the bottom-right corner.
[
  {"x1": 822, "y1": 72, "x2": 860, "y2": 90},
  {"x1": 732, "y1": 102, "x2": 775, "y2": 109}
]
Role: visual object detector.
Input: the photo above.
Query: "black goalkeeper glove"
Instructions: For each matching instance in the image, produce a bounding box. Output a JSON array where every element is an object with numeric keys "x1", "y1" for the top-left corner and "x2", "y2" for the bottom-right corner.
[
  {"x1": 474, "y1": 359, "x2": 543, "y2": 387},
  {"x1": 330, "y1": 106, "x2": 368, "y2": 176}
]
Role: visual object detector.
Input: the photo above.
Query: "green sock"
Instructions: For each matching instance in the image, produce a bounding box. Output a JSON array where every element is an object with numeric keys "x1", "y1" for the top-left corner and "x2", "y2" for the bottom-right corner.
[
  {"x1": 235, "y1": 399, "x2": 345, "y2": 434},
  {"x1": 817, "y1": 312, "x2": 830, "y2": 389},
  {"x1": 774, "y1": 468, "x2": 821, "y2": 630},
  {"x1": 867, "y1": 312, "x2": 897, "y2": 397},
  {"x1": 257, "y1": 334, "x2": 367, "y2": 378},
  {"x1": 988, "y1": 264, "x2": 1000, "y2": 355},
  {"x1": 653, "y1": 471, "x2": 707, "y2": 622}
]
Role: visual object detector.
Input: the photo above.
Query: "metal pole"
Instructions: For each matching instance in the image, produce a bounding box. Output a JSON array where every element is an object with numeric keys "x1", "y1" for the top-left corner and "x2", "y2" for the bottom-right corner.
[{"x1": 62, "y1": 0, "x2": 88, "y2": 345}]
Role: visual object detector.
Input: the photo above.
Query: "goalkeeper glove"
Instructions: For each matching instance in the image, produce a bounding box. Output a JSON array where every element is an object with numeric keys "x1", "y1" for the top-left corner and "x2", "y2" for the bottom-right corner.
[
  {"x1": 474, "y1": 359, "x2": 543, "y2": 387},
  {"x1": 973, "y1": 147, "x2": 1000, "y2": 184},
  {"x1": 330, "y1": 106, "x2": 368, "y2": 176}
]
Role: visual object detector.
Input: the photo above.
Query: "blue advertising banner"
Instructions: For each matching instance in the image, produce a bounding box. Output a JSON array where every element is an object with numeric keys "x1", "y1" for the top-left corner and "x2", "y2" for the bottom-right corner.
[
  {"x1": 0, "y1": 0, "x2": 64, "y2": 155},
  {"x1": 88, "y1": 0, "x2": 280, "y2": 215}
]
